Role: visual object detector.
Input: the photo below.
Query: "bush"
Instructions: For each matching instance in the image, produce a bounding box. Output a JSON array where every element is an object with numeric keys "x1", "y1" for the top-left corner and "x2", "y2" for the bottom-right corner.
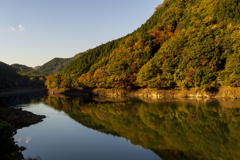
[{"x1": 0, "y1": 120, "x2": 18, "y2": 155}]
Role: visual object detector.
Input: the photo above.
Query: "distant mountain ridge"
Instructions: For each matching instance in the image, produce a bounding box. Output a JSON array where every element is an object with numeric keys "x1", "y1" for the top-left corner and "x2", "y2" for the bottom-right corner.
[
  {"x1": 33, "y1": 66, "x2": 41, "y2": 70},
  {"x1": 11, "y1": 64, "x2": 48, "y2": 77},
  {"x1": 37, "y1": 57, "x2": 73, "y2": 75},
  {"x1": 37, "y1": 51, "x2": 87, "y2": 75},
  {"x1": 11, "y1": 64, "x2": 33, "y2": 72}
]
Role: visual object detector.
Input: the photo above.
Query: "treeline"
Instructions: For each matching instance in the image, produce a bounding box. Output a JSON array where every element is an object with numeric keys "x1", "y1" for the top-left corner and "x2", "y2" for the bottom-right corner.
[{"x1": 46, "y1": 0, "x2": 240, "y2": 91}]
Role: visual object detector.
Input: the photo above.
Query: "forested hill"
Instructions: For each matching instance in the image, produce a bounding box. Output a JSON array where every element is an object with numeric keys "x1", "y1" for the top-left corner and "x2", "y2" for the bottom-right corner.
[
  {"x1": 0, "y1": 62, "x2": 46, "y2": 89},
  {"x1": 37, "y1": 51, "x2": 86, "y2": 75},
  {"x1": 11, "y1": 64, "x2": 33, "y2": 72},
  {"x1": 37, "y1": 58, "x2": 73, "y2": 75},
  {"x1": 0, "y1": 62, "x2": 21, "y2": 80},
  {"x1": 11, "y1": 64, "x2": 48, "y2": 76},
  {"x1": 46, "y1": 0, "x2": 240, "y2": 90}
]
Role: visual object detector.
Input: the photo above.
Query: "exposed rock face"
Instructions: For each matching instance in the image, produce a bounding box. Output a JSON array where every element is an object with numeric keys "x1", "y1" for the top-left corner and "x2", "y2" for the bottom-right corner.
[{"x1": 48, "y1": 86, "x2": 240, "y2": 99}]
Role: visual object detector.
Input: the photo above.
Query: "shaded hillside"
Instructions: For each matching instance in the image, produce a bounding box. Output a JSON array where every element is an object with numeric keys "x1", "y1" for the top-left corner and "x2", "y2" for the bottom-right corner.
[
  {"x1": 11, "y1": 64, "x2": 48, "y2": 76},
  {"x1": 0, "y1": 61, "x2": 46, "y2": 89},
  {"x1": 46, "y1": 0, "x2": 240, "y2": 91},
  {"x1": 0, "y1": 62, "x2": 25, "y2": 89},
  {"x1": 0, "y1": 62, "x2": 20, "y2": 79}
]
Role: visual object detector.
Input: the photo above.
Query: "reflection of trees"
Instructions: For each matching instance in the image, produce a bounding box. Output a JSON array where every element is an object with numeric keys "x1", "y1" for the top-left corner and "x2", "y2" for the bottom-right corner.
[
  {"x1": 46, "y1": 97, "x2": 240, "y2": 160},
  {"x1": 0, "y1": 92, "x2": 47, "y2": 106}
]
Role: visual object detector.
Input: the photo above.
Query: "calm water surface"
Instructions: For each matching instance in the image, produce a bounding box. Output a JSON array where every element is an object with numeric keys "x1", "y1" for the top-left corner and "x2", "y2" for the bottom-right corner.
[{"x1": 2, "y1": 93, "x2": 240, "y2": 160}]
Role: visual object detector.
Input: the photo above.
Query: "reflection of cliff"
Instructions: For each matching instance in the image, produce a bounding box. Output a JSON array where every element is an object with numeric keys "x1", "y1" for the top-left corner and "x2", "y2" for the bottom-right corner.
[{"x1": 46, "y1": 97, "x2": 240, "y2": 160}]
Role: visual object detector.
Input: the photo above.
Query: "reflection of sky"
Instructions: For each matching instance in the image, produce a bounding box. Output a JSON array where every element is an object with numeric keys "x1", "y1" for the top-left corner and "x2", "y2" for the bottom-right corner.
[
  {"x1": 16, "y1": 137, "x2": 32, "y2": 144},
  {"x1": 13, "y1": 103, "x2": 161, "y2": 160},
  {"x1": 25, "y1": 137, "x2": 32, "y2": 144}
]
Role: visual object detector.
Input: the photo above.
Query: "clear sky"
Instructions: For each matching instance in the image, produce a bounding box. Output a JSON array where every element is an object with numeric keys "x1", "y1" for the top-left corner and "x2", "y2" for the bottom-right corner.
[{"x1": 0, "y1": 0, "x2": 163, "y2": 67}]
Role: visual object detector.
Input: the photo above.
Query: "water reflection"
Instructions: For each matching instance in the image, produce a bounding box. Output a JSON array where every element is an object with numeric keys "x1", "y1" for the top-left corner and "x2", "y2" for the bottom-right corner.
[
  {"x1": 0, "y1": 92, "x2": 47, "y2": 106},
  {"x1": 2, "y1": 92, "x2": 240, "y2": 160},
  {"x1": 25, "y1": 137, "x2": 32, "y2": 144},
  {"x1": 46, "y1": 96, "x2": 240, "y2": 160}
]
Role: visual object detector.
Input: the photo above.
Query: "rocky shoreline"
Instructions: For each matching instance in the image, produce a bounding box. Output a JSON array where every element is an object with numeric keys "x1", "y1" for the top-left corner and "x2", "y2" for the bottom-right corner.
[
  {"x1": 48, "y1": 86, "x2": 240, "y2": 99},
  {"x1": 0, "y1": 101, "x2": 46, "y2": 160}
]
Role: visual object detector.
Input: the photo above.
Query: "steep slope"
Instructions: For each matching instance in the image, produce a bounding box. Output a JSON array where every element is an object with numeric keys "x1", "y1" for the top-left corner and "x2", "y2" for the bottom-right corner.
[
  {"x1": 46, "y1": 0, "x2": 240, "y2": 91},
  {"x1": 11, "y1": 64, "x2": 48, "y2": 76},
  {"x1": 73, "y1": 50, "x2": 89, "y2": 61}
]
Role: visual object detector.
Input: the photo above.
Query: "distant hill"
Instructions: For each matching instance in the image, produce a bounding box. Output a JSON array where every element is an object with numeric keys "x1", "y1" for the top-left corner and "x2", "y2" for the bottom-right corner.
[
  {"x1": 33, "y1": 66, "x2": 41, "y2": 70},
  {"x1": 0, "y1": 62, "x2": 21, "y2": 79},
  {"x1": 11, "y1": 64, "x2": 48, "y2": 77},
  {"x1": 0, "y1": 62, "x2": 46, "y2": 89},
  {"x1": 37, "y1": 51, "x2": 87, "y2": 75},
  {"x1": 11, "y1": 64, "x2": 33, "y2": 72},
  {"x1": 37, "y1": 58, "x2": 73, "y2": 75},
  {"x1": 0, "y1": 62, "x2": 46, "y2": 90}
]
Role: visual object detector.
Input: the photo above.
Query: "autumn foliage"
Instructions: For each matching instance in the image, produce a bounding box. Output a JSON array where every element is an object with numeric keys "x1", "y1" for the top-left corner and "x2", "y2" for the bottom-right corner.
[{"x1": 45, "y1": 0, "x2": 240, "y2": 91}]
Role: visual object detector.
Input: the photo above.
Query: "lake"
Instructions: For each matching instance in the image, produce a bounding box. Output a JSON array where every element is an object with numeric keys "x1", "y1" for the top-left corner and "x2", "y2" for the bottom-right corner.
[{"x1": 1, "y1": 92, "x2": 240, "y2": 160}]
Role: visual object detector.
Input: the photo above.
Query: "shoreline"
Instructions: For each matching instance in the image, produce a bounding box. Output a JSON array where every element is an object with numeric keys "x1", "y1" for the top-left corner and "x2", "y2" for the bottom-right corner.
[
  {"x1": 0, "y1": 101, "x2": 46, "y2": 160},
  {"x1": 48, "y1": 86, "x2": 240, "y2": 99}
]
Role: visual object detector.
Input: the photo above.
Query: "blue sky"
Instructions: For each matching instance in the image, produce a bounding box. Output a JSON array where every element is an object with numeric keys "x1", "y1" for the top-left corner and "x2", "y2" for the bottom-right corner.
[{"x1": 0, "y1": 0, "x2": 163, "y2": 67}]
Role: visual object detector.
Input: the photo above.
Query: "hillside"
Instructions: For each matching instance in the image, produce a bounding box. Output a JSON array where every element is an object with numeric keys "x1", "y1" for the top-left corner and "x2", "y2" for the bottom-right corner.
[
  {"x1": 11, "y1": 64, "x2": 48, "y2": 76},
  {"x1": 46, "y1": 0, "x2": 240, "y2": 91},
  {"x1": 33, "y1": 66, "x2": 41, "y2": 70},
  {"x1": 0, "y1": 61, "x2": 46, "y2": 89},
  {"x1": 11, "y1": 64, "x2": 33, "y2": 72},
  {"x1": 38, "y1": 51, "x2": 86, "y2": 75},
  {"x1": 0, "y1": 62, "x2": 22, "y2": 79},
  {"x1": 37, "y1": 58, "x2": 73, "y2": 75}
]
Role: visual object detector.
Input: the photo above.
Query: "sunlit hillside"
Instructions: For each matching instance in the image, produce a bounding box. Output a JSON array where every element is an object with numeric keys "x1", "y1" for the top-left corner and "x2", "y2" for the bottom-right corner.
[{"x1": 46, "y1": 0, "x2": 240, "y2": 91}]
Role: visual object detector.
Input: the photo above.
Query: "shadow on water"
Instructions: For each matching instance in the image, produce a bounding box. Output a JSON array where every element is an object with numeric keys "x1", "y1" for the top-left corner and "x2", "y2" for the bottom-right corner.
[
  {"x1": 3, "y1": 92, "x2": 240, "y2": 160},
  {"x1": 0, "y1": 92, "x2": 48, "y2": 107}
]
